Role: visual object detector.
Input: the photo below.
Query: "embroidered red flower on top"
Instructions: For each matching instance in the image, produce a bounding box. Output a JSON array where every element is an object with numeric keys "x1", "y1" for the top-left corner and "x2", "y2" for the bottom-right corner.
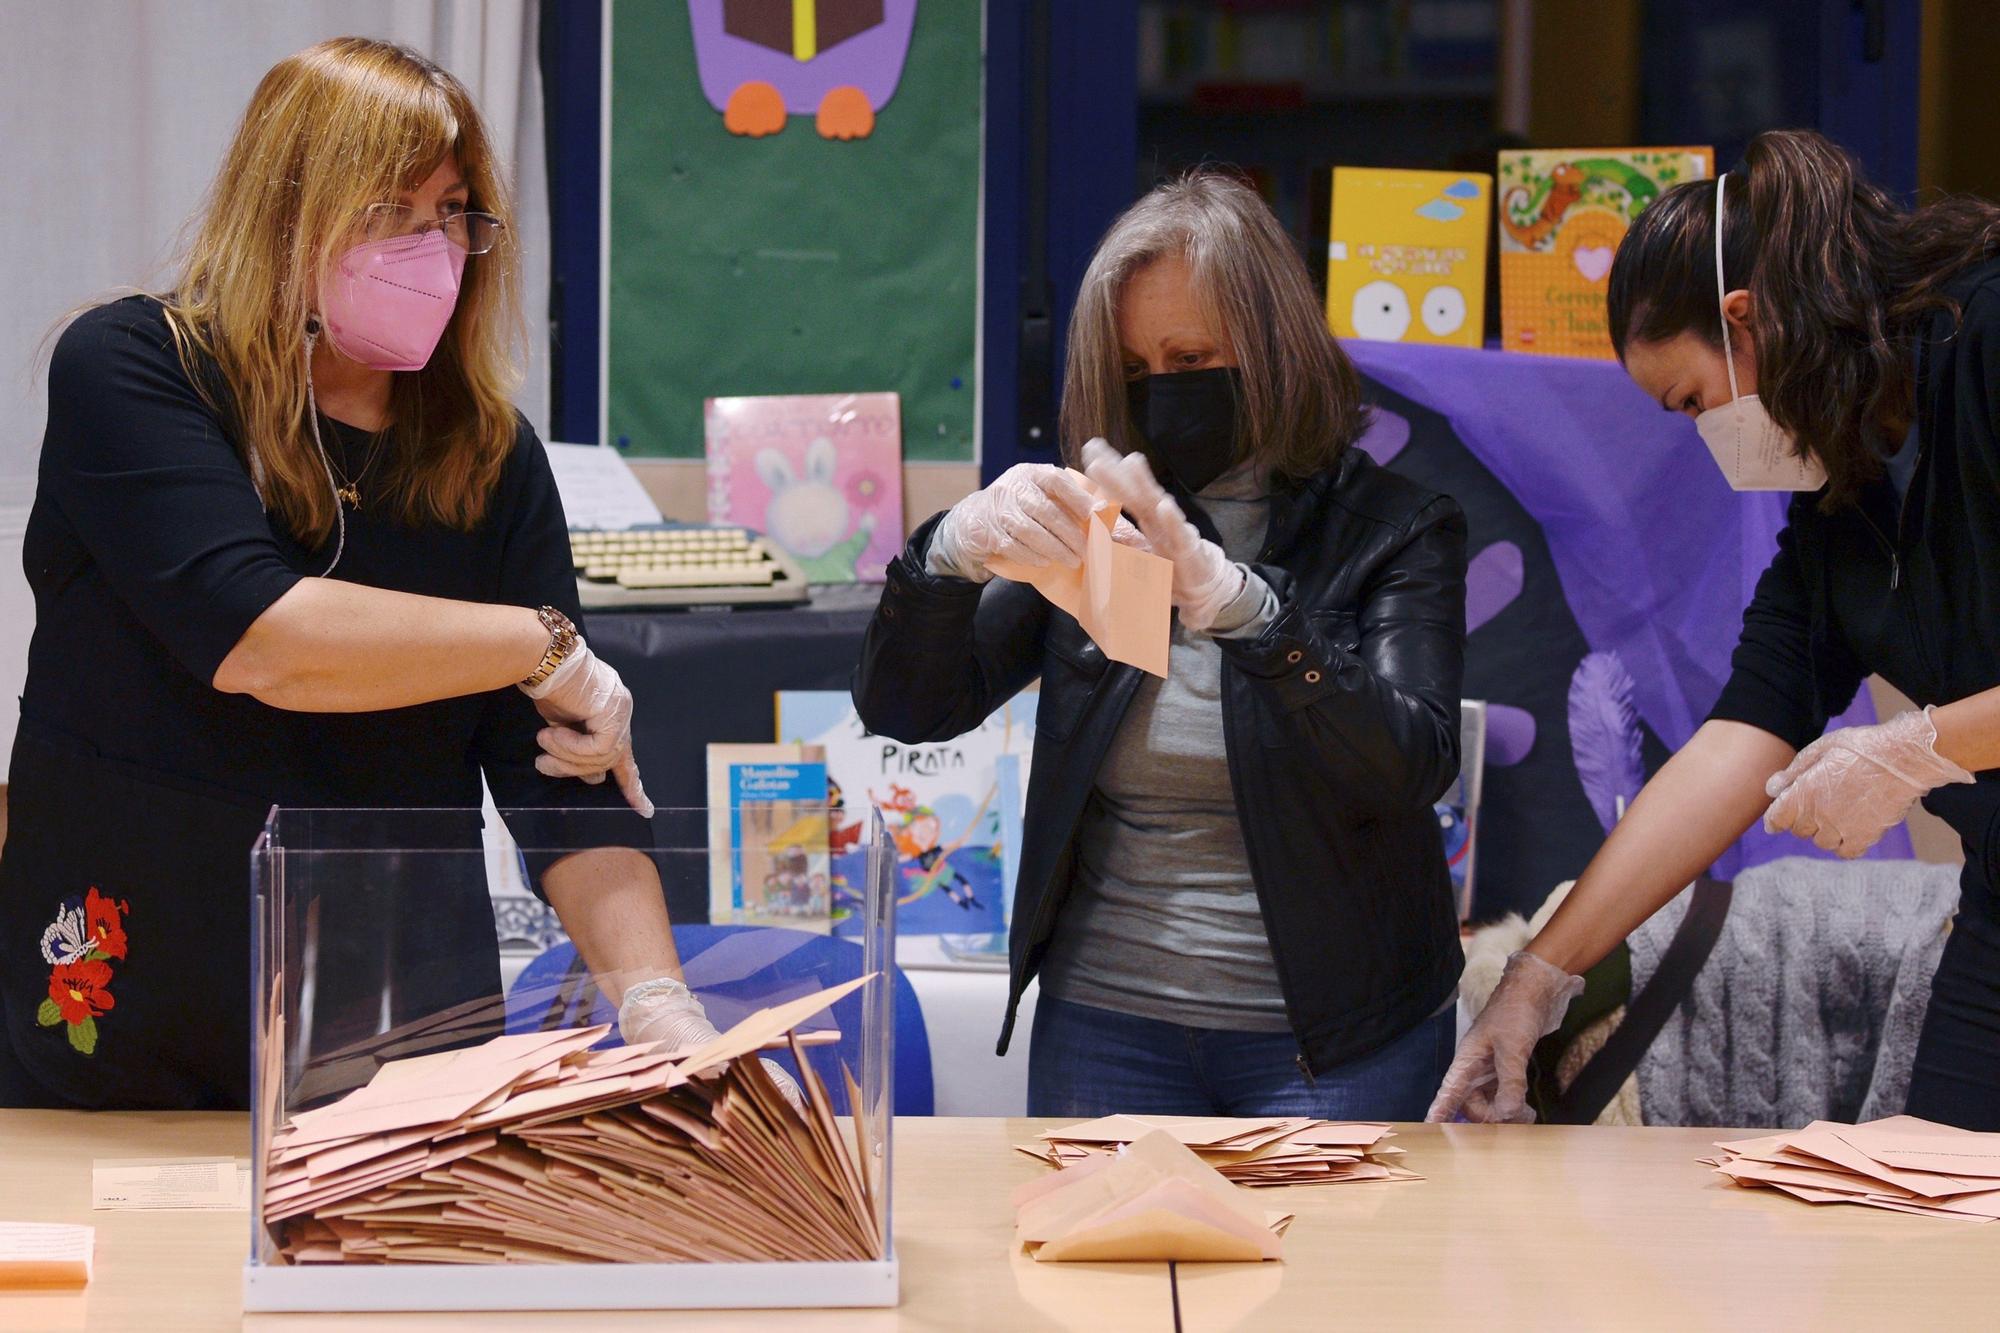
[{"x1": 84, "y1": 887, "x2": 129, "y2": 961}]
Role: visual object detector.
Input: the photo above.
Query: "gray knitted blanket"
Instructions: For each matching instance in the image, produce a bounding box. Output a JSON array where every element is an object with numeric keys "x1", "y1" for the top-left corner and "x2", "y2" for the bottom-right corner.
[{"x1": 1632, "y1": 857, "x2": 1960, "y2": 1128}]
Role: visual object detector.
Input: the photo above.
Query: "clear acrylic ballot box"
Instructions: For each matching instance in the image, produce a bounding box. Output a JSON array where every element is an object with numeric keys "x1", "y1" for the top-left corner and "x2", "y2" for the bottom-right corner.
[{"x1": 245, "y1": 807, "x2": 898, "y2": 1313}]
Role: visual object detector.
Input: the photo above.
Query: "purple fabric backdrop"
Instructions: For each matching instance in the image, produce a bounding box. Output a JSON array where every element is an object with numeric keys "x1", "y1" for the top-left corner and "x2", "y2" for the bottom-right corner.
[{"x1": 1341, "y1": 339, "x2": 1910, "y2": 874}]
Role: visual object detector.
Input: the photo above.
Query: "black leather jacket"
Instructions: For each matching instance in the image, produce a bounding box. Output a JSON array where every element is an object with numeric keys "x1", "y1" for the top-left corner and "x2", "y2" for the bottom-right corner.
[{"x1": 853, "y1": 448, "x2": 1468, "y2": 1075}]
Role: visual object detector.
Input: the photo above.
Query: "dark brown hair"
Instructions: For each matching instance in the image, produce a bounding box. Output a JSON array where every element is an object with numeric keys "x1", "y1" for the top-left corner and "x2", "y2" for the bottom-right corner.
[
  {"x1": 1607, "y1": 128, "x2": 2000, "y2": 510},
  {"x1": 1060, "y1": 171, "x2": 1364, "y2": 481}
]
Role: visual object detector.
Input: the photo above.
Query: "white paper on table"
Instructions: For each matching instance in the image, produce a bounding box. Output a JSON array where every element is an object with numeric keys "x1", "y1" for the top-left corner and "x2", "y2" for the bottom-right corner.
[
  {"x1": 544, "y1": 441, "x2": 665, "y2": 530},
  {"x1": 0, "y1": 1221, "x2": 94, "y2": 1287},
  {"x1": 92, "y1": 1157, "x2": 245, "y2": 1210}
]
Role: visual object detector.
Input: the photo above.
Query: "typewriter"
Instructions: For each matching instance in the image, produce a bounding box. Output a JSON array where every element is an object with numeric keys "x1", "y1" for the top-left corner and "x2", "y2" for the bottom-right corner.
[{"x1": 570, "y1": 524, "x2": 812, "y2": 610}]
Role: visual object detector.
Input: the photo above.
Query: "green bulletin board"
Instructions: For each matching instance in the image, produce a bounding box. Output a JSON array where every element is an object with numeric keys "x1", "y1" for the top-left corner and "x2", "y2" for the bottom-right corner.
[{"x1": 608, "y1": 1, "x2": 981, "y2": 462}]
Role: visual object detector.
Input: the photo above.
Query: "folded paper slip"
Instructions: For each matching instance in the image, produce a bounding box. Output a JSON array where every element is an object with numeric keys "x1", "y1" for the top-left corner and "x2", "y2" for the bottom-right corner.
[
  {"x1": 1024, "y1": 1115, "x2": 1416, "y2": 1189},
  {"x1": 264, "y1": 974, "x2": 884, "y2": 1265},
  {"x1": 987, "y1": 470, "x2": 1173, "y2": 678},
  {"x1": 1013, "y1": 1131, "x2": 1291, "y2": 1263},
  {"x1": 1708, "y1": 1115, "x2": 2000, "y2": 1223},
  {"x1": 0, "y1": 1222, "x2": 93, "y2": 1289}
]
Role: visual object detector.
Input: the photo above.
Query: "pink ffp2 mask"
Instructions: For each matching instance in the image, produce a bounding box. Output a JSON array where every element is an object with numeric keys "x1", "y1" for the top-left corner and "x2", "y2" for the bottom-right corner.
[{"x1": 319, "y1": 228, "x2": 466, "y2": 372}]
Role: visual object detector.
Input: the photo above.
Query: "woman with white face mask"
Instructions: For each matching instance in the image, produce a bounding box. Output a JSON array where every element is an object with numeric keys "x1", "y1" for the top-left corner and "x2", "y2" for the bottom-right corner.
[
  {"x1": 0, "y1": 39, "x2": 769, "y2": 1111},
  {"x1": 1429, "y1": 129, "x2": 2000, "y2": 1131}
]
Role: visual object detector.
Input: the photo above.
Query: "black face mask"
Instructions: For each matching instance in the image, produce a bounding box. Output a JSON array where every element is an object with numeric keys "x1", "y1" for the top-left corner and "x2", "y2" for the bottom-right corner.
[{"x1": 1126, "y1": 366, "x2": 1244, "y2": 493}]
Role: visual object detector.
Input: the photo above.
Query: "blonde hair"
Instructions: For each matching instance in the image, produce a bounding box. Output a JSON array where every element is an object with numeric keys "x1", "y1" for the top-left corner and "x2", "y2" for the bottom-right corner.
[
  {"x1": 159, "y1": 37, "x2": 521, "y2": 545},
  {"x1": 1060, "y1": 171, "x2": 1363, "y2": 481}
]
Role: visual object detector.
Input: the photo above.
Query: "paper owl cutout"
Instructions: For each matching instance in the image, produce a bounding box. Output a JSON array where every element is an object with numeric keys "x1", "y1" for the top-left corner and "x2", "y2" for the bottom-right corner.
[{"x1": 689, "y1": 0, "x2": 919, "y2": 140}]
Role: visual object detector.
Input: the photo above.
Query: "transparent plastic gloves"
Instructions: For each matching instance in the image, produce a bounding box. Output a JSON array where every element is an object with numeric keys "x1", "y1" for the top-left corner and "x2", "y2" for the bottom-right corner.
[
  {"x1": 520, "y1": 639, "x2": 653, "y2": 818},
  {"x1": 1079, "y1": 438, "x2": 1246, "y2": 633},
  {"x1": 617, "y1": 976, "x2": 805, "y2": 1113},
  {"x1": 1425, "y1": 950, "x2": 1585, "y2": 1124},
  {"x1": 1763, "y1": 706, "x2": 1974, "y2": 858},
  {"x1": 929, "y1": 463, "x2": 1100, "y2": 582}
]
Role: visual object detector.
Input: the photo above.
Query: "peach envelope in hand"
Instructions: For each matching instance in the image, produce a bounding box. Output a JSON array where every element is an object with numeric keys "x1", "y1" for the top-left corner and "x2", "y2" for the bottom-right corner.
[{"x1": 987, "y1": 470, "x2": 1173, "y2": 678}]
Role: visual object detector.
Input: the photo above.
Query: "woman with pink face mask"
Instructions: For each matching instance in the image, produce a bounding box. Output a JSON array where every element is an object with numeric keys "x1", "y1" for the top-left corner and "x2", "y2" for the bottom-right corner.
[
  {"x1": 1430, "y1": 129, "x2": 2000, "y2": 1132},
  {"x1": 0, "y1": 40, "x2": 752, "y2": 1111}
]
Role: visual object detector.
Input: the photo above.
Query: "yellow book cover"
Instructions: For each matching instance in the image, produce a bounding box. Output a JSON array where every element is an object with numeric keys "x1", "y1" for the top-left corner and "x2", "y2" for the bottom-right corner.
[
  {"x1": 1497, "y1": 146, "x2": 1714, "y2": 359},
  {"x1": 1326, "y1": 167, "x2": 1491, "y2": 348}
]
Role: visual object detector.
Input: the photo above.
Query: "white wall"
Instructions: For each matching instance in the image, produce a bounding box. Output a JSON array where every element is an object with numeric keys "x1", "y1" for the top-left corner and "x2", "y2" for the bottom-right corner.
[{"x1": 0, "y1": 1, "x2": 550, "y2": 777}]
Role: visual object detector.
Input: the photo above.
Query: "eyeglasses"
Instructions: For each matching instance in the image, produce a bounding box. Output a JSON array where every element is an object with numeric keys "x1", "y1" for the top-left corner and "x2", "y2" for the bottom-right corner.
[{"x1": 357, "y1": 203, "x2": 505, "y2": 255}]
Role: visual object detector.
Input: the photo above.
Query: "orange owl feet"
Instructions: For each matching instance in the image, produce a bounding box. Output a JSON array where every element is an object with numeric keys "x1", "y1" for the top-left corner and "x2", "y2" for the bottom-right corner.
[
  {"x1": 816, "y1": 85, "x2": 876, "y2": 140},
  {"x1": 724, "y1": 80, "x2": 787, "y2": 137}
]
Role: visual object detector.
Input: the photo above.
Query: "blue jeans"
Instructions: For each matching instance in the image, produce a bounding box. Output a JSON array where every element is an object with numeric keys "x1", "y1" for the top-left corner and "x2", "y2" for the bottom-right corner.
[{"x1": 1027, "y1": 994, "x2": 1455, "y2": 1120}]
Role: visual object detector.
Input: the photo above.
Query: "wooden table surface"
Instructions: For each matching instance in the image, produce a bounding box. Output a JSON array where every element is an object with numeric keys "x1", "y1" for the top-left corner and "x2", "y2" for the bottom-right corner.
[{"x1": 0, "y1": 1113, "x2": 1988, "y2": 1331}]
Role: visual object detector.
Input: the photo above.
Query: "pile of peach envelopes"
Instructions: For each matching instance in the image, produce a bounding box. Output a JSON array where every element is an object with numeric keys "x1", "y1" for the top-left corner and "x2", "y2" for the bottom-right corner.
[
  {"x1": 1013, "y1": 1130, "x2": 1293, "y2": 1262},
  {"x1": 1705, "y1": 1115, "x2": 2000, "y2": 1223},
  {"x1": 263, "y1": 977, "x2": 881, "y2": 1264},
  {"x1": 1020, "y1": 1115, "x2": 1418, "y2": 1188}
]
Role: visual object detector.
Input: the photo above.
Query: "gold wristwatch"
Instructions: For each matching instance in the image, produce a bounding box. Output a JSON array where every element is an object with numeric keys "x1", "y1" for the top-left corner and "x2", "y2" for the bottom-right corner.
[{"x1": 520, "y1": 605, "x2": 580, "y2": 690}]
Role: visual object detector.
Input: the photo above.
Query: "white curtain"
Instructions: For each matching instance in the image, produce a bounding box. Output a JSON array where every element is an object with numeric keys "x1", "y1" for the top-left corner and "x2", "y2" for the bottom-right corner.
[{"x1": 0, "y1": 1, "x2": 551, "y2": 777}]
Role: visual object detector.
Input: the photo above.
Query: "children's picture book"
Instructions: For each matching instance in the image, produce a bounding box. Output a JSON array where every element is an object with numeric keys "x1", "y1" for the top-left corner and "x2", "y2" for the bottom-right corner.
[
  {"x1": 704, "y1": 743, "x2": 832, "y2": 931},
  {"x1": 1326, "y1": 167, "x2": 1491, "y2": 349},
  {"x1": 775, "y1": 689, "x2": 1037, "y2": 945},
  {"x1": 704, "y1": 392, "x2": 905, "y2": 584},
  {"x1": 1497, "y1": 147, "x2": 1713, "y2": 359},
  {"x1": 1438, "y1": 699, "x2": 1488, "y2": 922}
]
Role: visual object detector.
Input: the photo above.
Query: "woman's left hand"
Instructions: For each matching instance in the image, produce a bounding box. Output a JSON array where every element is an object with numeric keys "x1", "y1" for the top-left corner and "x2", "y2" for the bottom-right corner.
[
  {"x1": 1763, "y1": 706, "x2": 1973, "y2": 856},
  {"x1": 521, "y1": 639, "x2": 655, "y2": 818},
  {"x1": 1080, "y1": 438, "x2": 1245, "y2": 632}
]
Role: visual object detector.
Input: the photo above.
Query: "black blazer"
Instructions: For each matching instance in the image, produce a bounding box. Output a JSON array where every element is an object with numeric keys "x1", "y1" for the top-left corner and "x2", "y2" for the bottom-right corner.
[{"x1": 853, "y1": 447, "x2": 1468, "y2": 1074}]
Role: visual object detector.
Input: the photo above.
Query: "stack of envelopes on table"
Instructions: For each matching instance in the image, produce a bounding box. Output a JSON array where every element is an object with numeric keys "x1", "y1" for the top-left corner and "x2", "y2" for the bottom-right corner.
[
  {"x1": 264, "y1": 976, "x2": 882, "y2": 1264},
  {"x1": 1705, "y1": 1115, "x2": 2000, "y2": 1223},
  {"x1": 1021, "y1": 1115, "x2": 1418, "y2": 1188},
  {"x1": 1012, "y1": 1130, "x2": 1292, "y2": 1263}
]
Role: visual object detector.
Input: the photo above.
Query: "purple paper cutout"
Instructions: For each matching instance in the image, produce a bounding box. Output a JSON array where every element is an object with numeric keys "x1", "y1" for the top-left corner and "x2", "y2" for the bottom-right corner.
[
  {"x1": 689, "y1": 0, "x2": 919, "y2": 116},
  {"x1": 1466, "y1": 541, "x2": 1525, "y2": 634},
  {"x1": 1568, "y1": 651, "x2": 1645, "y2": 834},
  {"x1": 1486, "y1": 704, "x2": 1538, "y2": 766},
  {"x1": 1340, "y1": 338, "x2": 1908, "y2": 872},
  {"x1": 1354, "y1": 407, "x2": 1411, "y2": 467}
]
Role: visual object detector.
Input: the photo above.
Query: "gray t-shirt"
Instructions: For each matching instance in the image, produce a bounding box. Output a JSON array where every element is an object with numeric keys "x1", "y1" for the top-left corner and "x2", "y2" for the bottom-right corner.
[{"x1": 1038, "y1": 461, "x2": 1290, "y2": 1031}]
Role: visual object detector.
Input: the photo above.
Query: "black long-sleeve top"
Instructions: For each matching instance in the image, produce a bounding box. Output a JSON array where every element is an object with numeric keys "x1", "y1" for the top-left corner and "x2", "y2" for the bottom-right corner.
[
  {"x1": 1708, "y1": 260, "x2": 2000, "y2": 919},
  {"x1": 21, "y1": 296, "x2": 624, "y2": 826}
]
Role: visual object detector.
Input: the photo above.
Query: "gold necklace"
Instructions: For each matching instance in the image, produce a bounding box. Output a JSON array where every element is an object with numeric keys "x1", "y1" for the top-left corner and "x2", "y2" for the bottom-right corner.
[{"x1": 323, "y1": 421, "x2": 389, "y2": 510}]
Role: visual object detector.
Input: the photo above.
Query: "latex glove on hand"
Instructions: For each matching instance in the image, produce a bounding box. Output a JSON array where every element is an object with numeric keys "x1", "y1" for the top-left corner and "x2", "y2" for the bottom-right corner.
[
  {"x1": 1763, "y1": 706, "x2": 1974, "y2": 858},
  {"x1": 1425, "y1": 950, "x2": 1585, "y2": 1124},
  {"x1": 928, "y1": 463, "x2": 1098, "y2": 582},
  {"x1": 617, "y1": 975, "x2": 805, "y2": 1114},
  {"x1": 1080, "y1": 437, "x2": 1245, "y2": 633},
  {"x1": 520, "y1": 638, "x2": 653, "y2": 818}
]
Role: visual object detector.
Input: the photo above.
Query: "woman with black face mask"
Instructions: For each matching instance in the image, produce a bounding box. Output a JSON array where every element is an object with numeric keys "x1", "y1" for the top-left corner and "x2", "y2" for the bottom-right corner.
[{"x1": 854, "y1": 173, "x2": 1470, "y2": 1118}]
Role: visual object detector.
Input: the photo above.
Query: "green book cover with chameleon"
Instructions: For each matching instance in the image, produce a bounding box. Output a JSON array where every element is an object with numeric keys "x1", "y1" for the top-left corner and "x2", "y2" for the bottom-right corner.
[
  {"x1": 704, "y1": 391, "x2": 905, "y2": 583},
  {"x1": 1497, "y1": 147, "x2": 1713, "y2": 359}
]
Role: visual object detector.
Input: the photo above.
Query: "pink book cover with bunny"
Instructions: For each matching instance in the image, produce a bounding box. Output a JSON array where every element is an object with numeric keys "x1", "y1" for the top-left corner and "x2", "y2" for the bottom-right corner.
[{"x1": 704, "y1": 392, "x2": 904, "y2": 584}]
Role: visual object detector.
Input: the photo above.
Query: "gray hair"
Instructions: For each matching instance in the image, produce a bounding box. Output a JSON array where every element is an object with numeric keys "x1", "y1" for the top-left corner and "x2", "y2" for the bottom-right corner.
[{"x1": 1059, "y1": 171, "x2": 1364, "y2": 480}]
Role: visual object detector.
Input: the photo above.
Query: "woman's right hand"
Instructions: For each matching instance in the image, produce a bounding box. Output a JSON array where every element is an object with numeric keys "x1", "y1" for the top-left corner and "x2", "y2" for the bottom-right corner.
[
  {"x1": 1426, "y1": 950, "x2": 1584, "y2": 1123},
  {"x1": 927, "y1": 463, "x2": 1099, "y2": 582}
]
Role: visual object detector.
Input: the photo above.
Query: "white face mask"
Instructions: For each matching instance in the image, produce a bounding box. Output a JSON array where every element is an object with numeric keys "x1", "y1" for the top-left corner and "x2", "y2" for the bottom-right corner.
[{"x1": 1693, "y1": 175, "x2": 1829, "y2": 492}]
